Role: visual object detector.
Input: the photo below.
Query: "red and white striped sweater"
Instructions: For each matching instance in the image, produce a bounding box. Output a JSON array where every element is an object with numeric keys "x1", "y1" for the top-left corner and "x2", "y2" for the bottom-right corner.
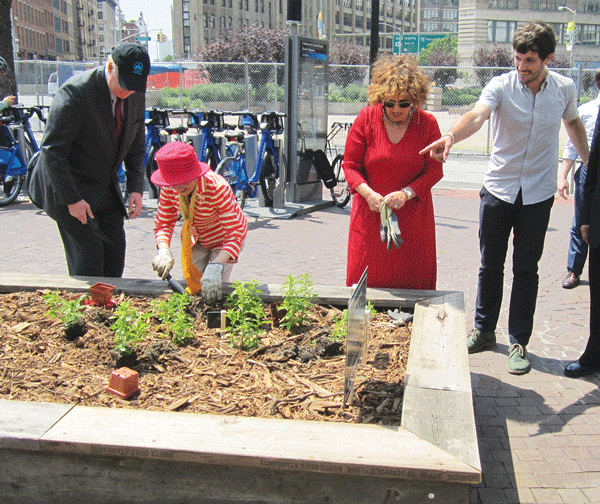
[{"x1": 154, "y1": 170, "x2": 248, "y2": 261}]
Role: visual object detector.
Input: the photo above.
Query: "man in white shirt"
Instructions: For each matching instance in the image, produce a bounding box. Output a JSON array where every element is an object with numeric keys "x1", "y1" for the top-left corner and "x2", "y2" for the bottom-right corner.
[
  {"x1": 559, "y1": 68, "x2": 600, "y2": 289},
  {"x1": 421, "y1": 22, "x2": 589, "y2": 375}
]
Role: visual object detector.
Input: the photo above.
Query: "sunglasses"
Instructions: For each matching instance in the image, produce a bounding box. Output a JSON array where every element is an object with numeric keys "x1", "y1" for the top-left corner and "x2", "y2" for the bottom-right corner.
[{"x1": 383, "y1": 100, "x2": 411, "y2": 109}]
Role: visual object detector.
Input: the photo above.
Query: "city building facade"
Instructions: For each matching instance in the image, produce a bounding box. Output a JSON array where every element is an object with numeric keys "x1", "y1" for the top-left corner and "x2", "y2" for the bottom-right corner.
[{"x1": 458, "y1": 0, "x2": 600, "y2": 66}]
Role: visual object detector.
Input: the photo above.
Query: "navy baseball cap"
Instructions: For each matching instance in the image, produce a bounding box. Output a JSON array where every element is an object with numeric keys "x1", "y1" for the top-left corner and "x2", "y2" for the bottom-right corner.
[{"x1": 111, "y1": 43, "x2": 150, "y2": 93}]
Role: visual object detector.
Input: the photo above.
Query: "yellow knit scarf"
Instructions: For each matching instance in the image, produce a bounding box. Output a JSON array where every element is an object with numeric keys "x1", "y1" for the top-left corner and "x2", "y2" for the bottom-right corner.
[{"x1": 179, "y1": 187, "x2": 203, "y2": 295}]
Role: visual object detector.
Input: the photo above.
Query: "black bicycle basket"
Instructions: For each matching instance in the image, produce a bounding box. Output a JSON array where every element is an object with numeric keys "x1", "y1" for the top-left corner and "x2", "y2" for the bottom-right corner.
[
  {"x1": 260, "y1": 113, "x2": 284, "y2": 134},
  {"x1": 237, "y1": 112, "x2": 259, "y2": 131},
  {"x1": 203, "y1": 111, "x2": 225, "y2": 131}
]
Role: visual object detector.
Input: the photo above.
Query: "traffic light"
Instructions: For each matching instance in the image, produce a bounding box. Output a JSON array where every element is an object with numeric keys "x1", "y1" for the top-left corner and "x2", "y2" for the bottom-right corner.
[
  {"x1": 160, "y1": 33, "x2": 166, "y2": 43},
  {"x1": 156, "y1": 33, "x2": 161, "y2": 42}
]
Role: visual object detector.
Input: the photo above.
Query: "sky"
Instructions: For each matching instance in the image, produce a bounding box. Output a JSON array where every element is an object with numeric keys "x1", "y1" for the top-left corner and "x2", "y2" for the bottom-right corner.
[{"x1": 118, "y1": 0, "x2": 173, "y2": 40}]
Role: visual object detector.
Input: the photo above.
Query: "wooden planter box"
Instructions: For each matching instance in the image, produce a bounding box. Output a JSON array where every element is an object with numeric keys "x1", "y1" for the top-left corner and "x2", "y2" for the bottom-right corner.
[{"x1": 0, "y1": 273, "x2": 480, "y2": 504}]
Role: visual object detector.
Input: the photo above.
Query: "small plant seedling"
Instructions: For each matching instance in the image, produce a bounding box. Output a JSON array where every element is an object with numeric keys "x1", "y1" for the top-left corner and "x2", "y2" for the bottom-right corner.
[
  {"x1": 331, "y1": 309, "x2": 348, "y2": 342},
  {"x1": 110, "y1": 300, "x2": 149, "y2": 355},
  {"x1": 43, "y1": 290, "x2": 88, "y2": 340},
  {"x1": 280, "y1": 273, "x2": 315, "y2": 331},
  {"x1": 225, "y1": 280, "x2": 266, "y2": 350},
  {"x1": 152, "y1": 293, "x2": 195, "y2": 345},
  {"x1": 331, "y1": 302, "x2": 376, "y2": 342}
]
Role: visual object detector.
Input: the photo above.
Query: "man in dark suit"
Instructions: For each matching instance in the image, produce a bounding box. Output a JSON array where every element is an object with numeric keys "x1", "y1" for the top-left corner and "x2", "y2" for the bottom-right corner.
[
  {"x1": 564, "y1": 108, "x2": 600, "y2": 378},
  {"x1": 29, "y1": 43, "x2": 150, "y2": 277}
]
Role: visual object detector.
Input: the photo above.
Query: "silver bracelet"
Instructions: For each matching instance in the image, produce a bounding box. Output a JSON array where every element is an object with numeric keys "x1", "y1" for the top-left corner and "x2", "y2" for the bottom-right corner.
[{"x1": 442, "y1": 133, "x2": 455, "y2": 145}]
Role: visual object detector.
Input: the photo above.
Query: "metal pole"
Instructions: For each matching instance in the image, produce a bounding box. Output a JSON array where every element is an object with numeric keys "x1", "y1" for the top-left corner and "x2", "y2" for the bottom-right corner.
[
  {"x1": 244, "y1": 56, "x2": 250, "y2": 110},
  {"x1": 284, "y1": 25, "x2": 300, "y2": 205},
  {"x1": 370, "y1": 0, "x2": 380, "y2": 67}
]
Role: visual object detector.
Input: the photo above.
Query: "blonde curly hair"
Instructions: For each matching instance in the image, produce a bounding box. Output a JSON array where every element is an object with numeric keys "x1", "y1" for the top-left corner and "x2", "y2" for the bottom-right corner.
[{"x1": 367, "y1": 54, "x2": 429, "y2": 108}]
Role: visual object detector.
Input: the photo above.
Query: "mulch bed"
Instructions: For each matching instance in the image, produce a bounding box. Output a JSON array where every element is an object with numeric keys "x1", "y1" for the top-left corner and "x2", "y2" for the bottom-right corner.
[{"x1": 0, "y1": 290, "x2": 411, "y2": 425}]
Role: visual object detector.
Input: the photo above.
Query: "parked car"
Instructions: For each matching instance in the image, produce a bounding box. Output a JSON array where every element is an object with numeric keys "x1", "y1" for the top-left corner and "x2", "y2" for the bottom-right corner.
[{"x1": 47, "y1": 72, "x2": 58, "y2": 96}]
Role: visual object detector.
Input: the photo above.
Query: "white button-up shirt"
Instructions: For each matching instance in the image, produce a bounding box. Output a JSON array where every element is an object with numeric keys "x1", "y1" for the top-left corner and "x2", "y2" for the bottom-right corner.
[
  {"x1": 477, "y1": 69, "x2": 579, "y2": 205},
  {"x1": 562, "y1": 92, "x2": 600, "y2": 161}
]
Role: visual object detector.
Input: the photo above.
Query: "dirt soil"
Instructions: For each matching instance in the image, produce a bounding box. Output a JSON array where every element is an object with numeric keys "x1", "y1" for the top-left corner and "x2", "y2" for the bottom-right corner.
[{"x1": 0, "y1": 290, "x2": 411, "y2": 425}]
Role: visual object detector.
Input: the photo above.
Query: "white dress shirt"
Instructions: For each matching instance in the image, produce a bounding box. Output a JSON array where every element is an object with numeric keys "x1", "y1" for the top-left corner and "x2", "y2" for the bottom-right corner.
[{"x1": 477, "y1": 69, "x2": 579, "y2": 205}]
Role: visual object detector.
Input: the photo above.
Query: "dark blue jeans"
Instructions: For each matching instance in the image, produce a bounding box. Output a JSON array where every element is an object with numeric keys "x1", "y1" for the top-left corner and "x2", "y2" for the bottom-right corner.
[
  {"x1": 475, "y1": 187, "x2": 554, "y2": 347},
  {"x1": 567, "y1": 163, "x2": 589, "y2": 276}
]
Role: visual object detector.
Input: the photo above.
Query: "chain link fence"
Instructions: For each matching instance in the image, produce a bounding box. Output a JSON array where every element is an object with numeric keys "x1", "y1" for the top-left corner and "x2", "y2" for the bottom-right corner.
[{"x1": 12, "y1": 59, "x2": 600, "y2": 156}]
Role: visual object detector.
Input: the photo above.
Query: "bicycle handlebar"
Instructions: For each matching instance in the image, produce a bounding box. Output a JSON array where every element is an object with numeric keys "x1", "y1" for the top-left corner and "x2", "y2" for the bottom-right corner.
[{"x1": 2, "y1": 104, "x2": 48, "y2": 124}]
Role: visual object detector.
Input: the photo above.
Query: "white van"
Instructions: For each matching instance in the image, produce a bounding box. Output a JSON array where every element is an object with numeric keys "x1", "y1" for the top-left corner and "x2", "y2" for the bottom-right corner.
[{"x1": 47, "y1": 72, "x2": 58, "y2": 96}]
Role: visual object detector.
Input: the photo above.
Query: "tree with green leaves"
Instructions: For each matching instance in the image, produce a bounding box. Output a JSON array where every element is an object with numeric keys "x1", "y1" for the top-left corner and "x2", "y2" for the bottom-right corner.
[
  {"x1": 195, "y1": 23, "x2": 288, "y2": 91},
  {"x1": 328, "y1": 41, "x2": 368, "y2": 86},
  {"x1": 417, "y1": 35, "x2": 458, "y2": 90},
  {"x1": 474, "y1": 46, "x2": 513, "y2": 87}
]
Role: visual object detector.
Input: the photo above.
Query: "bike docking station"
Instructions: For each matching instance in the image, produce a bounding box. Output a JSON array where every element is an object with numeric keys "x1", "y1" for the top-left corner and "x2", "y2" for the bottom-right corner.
[{"x1": 240, "y1": 3, "x2": 334, "y2": 220}]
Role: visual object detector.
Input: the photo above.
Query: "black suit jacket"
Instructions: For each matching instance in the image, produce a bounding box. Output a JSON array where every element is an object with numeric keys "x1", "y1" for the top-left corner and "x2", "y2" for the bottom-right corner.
[
  {"x1": 581, "y1": 105, "x2": 600, "y2": 250},
  {"x1": 29, "y1": 66, "x2": 146, "y2": 219}
]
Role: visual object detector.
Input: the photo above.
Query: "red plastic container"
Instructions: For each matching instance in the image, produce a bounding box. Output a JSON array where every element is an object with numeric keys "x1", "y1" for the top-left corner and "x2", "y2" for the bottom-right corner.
[
  {"x1": 106, "y1": 367, "x2": 140, "y2": 399},
  {"x1": 89, "y1": 282, "x2": 115, "y2": 305}
]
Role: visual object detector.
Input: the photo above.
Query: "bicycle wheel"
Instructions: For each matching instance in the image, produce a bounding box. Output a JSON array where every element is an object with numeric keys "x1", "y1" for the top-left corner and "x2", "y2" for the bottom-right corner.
[
  {"x1": 330, "y1": 154, "x2": 350, "y2": 208},
  {"x1": 146, "y1": 144, "x2": 161, "y2": 199},
  {"x1": 259, "y1": 151, "x2": 279, "y2": 207},
  {"x1": 22, "y1": 139, "x2": 34, "y2": 164},
  {"x1": 216, "y1": 157, "x2": 247, "y2": 209},
  {"x1": 205, "y1": 146, "x2": 219, "y2": 171},
  {"x1": 0, "y1": 147, "x2": 24, "y2": 206}
]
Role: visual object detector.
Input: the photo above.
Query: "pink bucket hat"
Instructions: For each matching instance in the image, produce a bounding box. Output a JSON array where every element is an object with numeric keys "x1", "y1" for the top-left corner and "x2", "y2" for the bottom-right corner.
[{"x1": 150, "y1": 142, "x2": 210, "y2": 187}]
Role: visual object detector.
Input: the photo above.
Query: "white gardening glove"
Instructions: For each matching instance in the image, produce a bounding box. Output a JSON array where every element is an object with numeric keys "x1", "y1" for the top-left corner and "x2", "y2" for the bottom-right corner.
[
  {"x1": 152, "y1": 247, "x2": 174, "y2": 280},
  {"x1": 201, "y1": 263, "x2": 224, "y2": 304}
]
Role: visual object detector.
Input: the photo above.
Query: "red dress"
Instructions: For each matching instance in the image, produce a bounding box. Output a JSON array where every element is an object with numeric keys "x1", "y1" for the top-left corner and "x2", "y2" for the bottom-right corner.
[{"x1": 343, "y1": 105, "x2": 443, "y2": 289}]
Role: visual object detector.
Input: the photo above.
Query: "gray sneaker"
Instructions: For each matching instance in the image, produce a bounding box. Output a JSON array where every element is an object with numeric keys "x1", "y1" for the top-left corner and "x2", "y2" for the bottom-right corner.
[
  {"x1": 507, "y1": 344, "x2": 531, "y2": 375},
  {"x1": 467, "y1": 328, "x2": 496, "y2": 354}
]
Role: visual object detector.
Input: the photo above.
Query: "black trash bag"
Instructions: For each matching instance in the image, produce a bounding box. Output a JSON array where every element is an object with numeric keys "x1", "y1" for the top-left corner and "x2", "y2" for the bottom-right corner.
[{"x1": 312, "y1": 149, "x2": 337, "y2": 189}]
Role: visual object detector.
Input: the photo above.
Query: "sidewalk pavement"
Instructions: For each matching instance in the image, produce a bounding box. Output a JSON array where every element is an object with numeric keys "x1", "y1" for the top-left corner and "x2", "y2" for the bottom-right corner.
[{"x1": 1, "y1": 175, "x2": 599, "y2": 504}]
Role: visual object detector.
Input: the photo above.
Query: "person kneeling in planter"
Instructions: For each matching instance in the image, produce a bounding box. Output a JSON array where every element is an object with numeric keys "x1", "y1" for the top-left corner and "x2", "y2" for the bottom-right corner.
[{"x1": 150, "y1": 142, "x2": 248, "y2": 302}]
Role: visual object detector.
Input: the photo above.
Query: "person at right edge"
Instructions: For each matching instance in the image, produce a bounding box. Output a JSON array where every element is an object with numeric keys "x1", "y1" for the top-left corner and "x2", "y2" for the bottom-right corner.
[
  {"x1": 564, "y1": 97, "x2": 600, "y2": 378},
  {"x1": 420, "y1": 21, "x2": 589, "y2": 375},
  {"x1": 558, "y1": 68, "x2": 600, "y2": 289}
]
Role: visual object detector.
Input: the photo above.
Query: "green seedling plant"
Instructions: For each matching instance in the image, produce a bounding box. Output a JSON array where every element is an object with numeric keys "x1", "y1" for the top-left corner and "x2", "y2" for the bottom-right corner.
[
  {"x1": 43, "y1": 291, "x2": 86, "y2": 328},
  {"x1": 280, "y1": 273, "x2": 315, "y2": 331},
  {"x1": 331, "y1": 302, "x2": 377, "y2": 342},
  {"x1": 225, "y1": 280, "x2": 266, "y2": 350},
  {"x1": 152, "y1": 293, "x2": 194, "y2": 345},
  {"x1": 331, "y1": 309, "x2": 349, "y2": 342},
  {"x1": 110, "y1": 300, "x2": 149, "y2": 355}
]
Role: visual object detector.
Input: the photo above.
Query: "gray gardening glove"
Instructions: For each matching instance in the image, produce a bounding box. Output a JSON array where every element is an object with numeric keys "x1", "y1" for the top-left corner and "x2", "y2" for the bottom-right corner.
[
  {"x1": 152, "y1": 247, "x2": 174, "y2": 280},
  {"x1": 202, "y1": 263, "x2": 224, "y2": 304}
]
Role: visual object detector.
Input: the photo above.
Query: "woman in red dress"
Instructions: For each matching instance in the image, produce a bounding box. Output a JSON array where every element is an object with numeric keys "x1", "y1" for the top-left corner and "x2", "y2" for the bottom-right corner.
[{"x1": 343, "y1": 54, "x2": 443, "y2": 289}]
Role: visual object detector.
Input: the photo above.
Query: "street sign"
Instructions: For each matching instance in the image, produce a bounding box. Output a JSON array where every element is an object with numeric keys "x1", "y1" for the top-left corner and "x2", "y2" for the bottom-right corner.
[
  {"x1": 392, "y1": 34, "x2": 402, "y2": 55},
  {"x1": 401, "y1": 34, "x2": 418, "y2": 53},
  {"x1": 135, "y1": 36, "x2": 151, "y2": 41},
  {"x1": 400, "y1": 33, "x2": 449, "y2": 53}
]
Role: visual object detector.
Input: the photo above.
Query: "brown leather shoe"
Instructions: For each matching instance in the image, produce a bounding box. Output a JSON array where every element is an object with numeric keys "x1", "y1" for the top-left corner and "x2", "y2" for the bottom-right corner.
[{"x1": 562, "y1": 272, "x2": 580, "y2": 289}]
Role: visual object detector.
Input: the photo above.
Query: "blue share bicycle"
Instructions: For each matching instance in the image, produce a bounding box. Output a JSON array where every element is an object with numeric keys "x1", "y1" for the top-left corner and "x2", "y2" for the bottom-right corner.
[
  {"x1": 215, "y1": 111, "x2": 286, "y2": 209},
  {"x1": 184, "y1": 109, "x2": 237, "y2": 170},
  {"x1": 143, "y1": 107, "x2": 172, "y2": 199},
  {"x1": 0, "y1": 105, "x2": 47, "y2": 206}
]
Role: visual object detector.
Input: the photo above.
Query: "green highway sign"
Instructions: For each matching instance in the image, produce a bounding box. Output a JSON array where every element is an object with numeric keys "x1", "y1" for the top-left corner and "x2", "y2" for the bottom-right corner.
[
  {"x1": 135, "y1": 36, "x2": 151, "y2": 41},
  {"x1": 401, "y1": 34, "x2": 418, "y2": 53},
  {"x1": 399, "y1": 33, "x2": 450, "y2": 54},
  {"x1": 392, "y1": 34, "x2": 402, "y2": 55}
]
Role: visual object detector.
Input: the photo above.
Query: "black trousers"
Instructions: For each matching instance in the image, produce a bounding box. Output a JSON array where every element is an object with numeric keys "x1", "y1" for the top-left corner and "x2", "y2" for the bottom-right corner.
[
  {"x1": 475, "y1": 187, "x2": 554, "y2": 346},
  {"x1": 579, "y1": 243, "x2": 600, "y2": 367},
  {"x1": 55, "y1": 185, "x2": 126, "y2": 277}
]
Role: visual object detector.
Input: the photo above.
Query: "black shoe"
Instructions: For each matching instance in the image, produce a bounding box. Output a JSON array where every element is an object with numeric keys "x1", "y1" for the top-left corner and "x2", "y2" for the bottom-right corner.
[
  {"x1": 564, "y1": 361, "x2": 600, "y2": 378},
  {"x1": 562, "y1": 272, "x2": 580, "y2": 289}
]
